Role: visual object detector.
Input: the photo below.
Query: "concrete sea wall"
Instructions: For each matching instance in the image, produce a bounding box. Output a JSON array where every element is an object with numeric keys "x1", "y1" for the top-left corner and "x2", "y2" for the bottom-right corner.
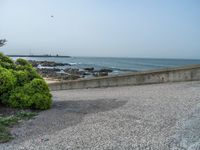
[{"x1": 49, "y1": 65, "x2": 200, "y2": 91}]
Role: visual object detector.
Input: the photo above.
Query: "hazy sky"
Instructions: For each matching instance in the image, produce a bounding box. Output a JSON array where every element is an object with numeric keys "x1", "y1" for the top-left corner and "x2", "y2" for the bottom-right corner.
[{"x1": 0, "y1": 0, "x2": 200, "y2": 58}]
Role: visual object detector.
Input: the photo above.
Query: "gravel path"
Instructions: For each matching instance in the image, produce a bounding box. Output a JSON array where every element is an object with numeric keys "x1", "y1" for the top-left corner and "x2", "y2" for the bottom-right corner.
[{"x1": 1, "y1": 81, "x2": 200, "y2": 150}]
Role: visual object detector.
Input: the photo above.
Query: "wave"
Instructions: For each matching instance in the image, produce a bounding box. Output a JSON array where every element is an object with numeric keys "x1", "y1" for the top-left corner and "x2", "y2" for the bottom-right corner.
[
  {"x1": 69, "y1": 62, "x2": 77, "y2": 65},
  {"x1": 69, "y1": 62, "x2": 83, "y2": 65}
]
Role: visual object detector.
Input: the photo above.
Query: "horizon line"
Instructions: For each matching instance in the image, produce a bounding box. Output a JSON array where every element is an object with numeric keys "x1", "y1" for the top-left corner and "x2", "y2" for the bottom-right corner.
[{"x1": 5, "y1": 53, "x2": 200, "y2": 61}]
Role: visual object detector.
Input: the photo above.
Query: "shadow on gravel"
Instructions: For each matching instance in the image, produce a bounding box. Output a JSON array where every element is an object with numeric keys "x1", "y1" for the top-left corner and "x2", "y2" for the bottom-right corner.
[
  {"x1": 12, "y1": 99, "x2": 127, "y2": 143},
  {"x1": 53, "y1": 99, "x2": 127, "y2": 114}
]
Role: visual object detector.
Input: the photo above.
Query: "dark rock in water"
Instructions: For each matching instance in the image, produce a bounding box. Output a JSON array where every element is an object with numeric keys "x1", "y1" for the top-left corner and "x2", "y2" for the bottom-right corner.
[
  {"x1": 99, "y1": 68, "x2": 113, "y2": 73},
  {"x1": 92, "y1": 68, "x2": 112, "y2": 77},
  {"x1": 29, "y1": 60, "x2": 71, "y2": 67},
  {"x1": 84, "y1": 67, "x2": 94, "y2": 72},
  {"x1": 79, "y1": 71, "x2": 91, "y2": 76},
  {"x1": 64, "y1": 68, "x2": 80, "y2": 74},
  {"x1": 29, "y1": 60, "x2": 114, "y2": 80},
  {"x1": 99, "y1": 72, "x2": 108, "y2": 76},
  {"x1": 29, "y1": 60, "x2": 39, "y2": 67},
  {"x1": 37, "y1": 68, "x2": 81, "y2": 80},
  {"x1": 93, "y1": 72, "x2": 108, "y2": 77}
]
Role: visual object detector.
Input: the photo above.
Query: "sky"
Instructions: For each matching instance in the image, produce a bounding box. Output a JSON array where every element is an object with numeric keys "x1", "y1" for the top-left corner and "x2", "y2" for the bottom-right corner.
[{"x1": 0, "y1": 0, "x2": 200, "y2": 59}]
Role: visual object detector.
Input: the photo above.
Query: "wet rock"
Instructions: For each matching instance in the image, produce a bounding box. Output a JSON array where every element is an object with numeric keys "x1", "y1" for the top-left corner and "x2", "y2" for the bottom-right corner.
[
  {"x1": 99, "y1": 72, "x2": 108, "y2": 76},
  {"x1": 36, "y1": 67, "x2": 82, "y2": 80},
  {"x1": 29, "y1": 60, "x2": 71, "y2": 67},
  {"x1": 64, "y1": 68, "x2": 80, "y2": 74},
  {"x1": 79, "y1": 71, "x2": 91, "y2": 76},
  {"x1": 68, "y1": 74, "x2": 81, "y2": 80},
  {"x1": 92, "y1": 68, "x2": 112, "y2": 77},
  {"x1": 93, "y1": 72, "x2": 108, "y2": 77},
  {"x1": 99, "y1": 68, "x2": 113, "y2": 73},
  {"x1": 84, "y1": 67, "x2": 94, "y2": 72},
  {"x1": 29, "y1": 60, "x2": 114, "y2": 80},
  {"x1": 37, "y1": 68, "x2": 60, "y2": 78}
]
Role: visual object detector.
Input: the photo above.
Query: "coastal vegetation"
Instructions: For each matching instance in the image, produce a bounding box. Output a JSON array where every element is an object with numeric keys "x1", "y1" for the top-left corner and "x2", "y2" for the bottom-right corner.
[
  {"x1": 0, "y1": 50, "x2": 52, "y2": 142},
  {"x1": 0, "y1": 53, "x2": 52, "y2": 109}
]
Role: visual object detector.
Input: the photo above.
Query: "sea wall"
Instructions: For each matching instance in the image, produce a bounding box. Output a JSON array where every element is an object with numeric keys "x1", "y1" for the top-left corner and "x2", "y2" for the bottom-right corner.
[{"x1": 49, "y1": 64, "x2": 200, "y2": 91}]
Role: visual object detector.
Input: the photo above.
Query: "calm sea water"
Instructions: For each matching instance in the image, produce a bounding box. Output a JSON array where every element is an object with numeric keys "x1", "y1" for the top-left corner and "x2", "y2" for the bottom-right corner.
[{"x1": 13, "y1": 57, "x2": 200, "y2": 74}]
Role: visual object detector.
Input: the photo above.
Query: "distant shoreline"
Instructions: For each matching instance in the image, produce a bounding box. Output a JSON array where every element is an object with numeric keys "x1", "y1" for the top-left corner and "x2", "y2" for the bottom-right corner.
[{"x1": 8, "y1": 54, "x2": 71, "y2": 58}]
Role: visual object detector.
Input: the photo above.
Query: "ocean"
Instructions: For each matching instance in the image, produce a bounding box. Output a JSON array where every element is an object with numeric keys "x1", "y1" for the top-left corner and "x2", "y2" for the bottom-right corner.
[{"x1": 12, "y1": 57, "x2": 200, "y2": 74}]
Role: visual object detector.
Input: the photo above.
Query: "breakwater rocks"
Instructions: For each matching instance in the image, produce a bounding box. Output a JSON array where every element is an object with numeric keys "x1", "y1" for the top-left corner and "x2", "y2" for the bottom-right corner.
[
  {"x1": 28, "y1": 60, "x2": 113, "y2": 80},
  {"x1": 29, "y1": 60, "x2": 71, "y2": 67}
]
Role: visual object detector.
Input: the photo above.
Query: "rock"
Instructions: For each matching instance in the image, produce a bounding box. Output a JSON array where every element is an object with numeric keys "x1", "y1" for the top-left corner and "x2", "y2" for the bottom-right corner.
[
  {"x1": 99, "y1": 72, "x2": 108, "y2": 76},
  {"x1": 93, "y1": 72, "x2": 108, "y2": 77},
  {"x1": 29, "y1": 60, "x2": 113, "y2": 80},
  {"x1": 99, "y1": 68, "x2": 113, "y2": 73},
  {"x1": 28, "y1": 60, "x2": 71, "y2": 67},
  {"x1": 36, "y1": 67, "x2": 82, "y2": 80},
  {"x1": 41, "y1": 138, "x2": 49, "y2": 142},
  {"x1": 28, "y1": 60, "x2": 38, "y2": 67},
  {"x1": 84, "y1": 67, "x2": 94, "y2": 72},
  {"x1": 37, "y1": 68, "x2": 60, "y2": 78},
  {"x1": 64, "y1": 68, "x2": 79, "y2": 74},
  {"x1": 79, "y1": 71, "x2": 91, "y2": 76},
  {"x1": 68, "y1": 74, "x2": 81, "y2": 80},
  {"x1": 92, "y1": 68, "x2": 112, "y2": 77}
]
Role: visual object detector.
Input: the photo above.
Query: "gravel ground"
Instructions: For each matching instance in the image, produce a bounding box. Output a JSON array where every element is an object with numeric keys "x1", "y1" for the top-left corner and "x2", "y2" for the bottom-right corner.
[{"x1": 1, "y1": 81, "x2": 200, "y2": 150}]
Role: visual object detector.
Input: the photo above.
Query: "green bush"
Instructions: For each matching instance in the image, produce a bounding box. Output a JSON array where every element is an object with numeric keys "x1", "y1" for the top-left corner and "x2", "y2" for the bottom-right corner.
[
  {"x1": 30, "y1": 93, "x2": 52, "y2": 110},
  {"x1": 0, "y1": 53, "x2": 52, "y2": 110},
  {"x1": 8, "y1": 87, "x2": 32, "y2": 109},
  {"x1": 12, "y1": 70, "x2": 29, "y2": 86},
  {"x1": 15, "y1": 60, "x2": 41, "y2": 80},
  {"x1": 0, "y1": 67, "x2": 16, "y2": 102},
  {"x1": 0, "y1": 53, "x2": 15, "y2": 69},
  {"x1": 25, "y1": 67, "x2": 41, "y2": 81},
  {"x1": 15, "y1": 58, "x2": 31, "y2": 66},
  {"x1": 7, "y1": 79, "x2": 52, "y2": 110},
  {"x1": 28, "y1": 79, "x2": 52, "y2": 109}
]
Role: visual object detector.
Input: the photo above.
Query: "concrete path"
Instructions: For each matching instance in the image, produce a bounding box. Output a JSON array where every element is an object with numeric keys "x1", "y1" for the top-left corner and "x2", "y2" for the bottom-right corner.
[{"x1": 1, "y1": 81, "x2": 200, "y2": 150}]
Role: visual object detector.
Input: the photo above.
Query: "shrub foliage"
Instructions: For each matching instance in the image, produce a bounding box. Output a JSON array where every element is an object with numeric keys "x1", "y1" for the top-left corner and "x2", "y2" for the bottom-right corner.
[{"x1": 0, "y1": 53, "x2": 52, "y2": 110}]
